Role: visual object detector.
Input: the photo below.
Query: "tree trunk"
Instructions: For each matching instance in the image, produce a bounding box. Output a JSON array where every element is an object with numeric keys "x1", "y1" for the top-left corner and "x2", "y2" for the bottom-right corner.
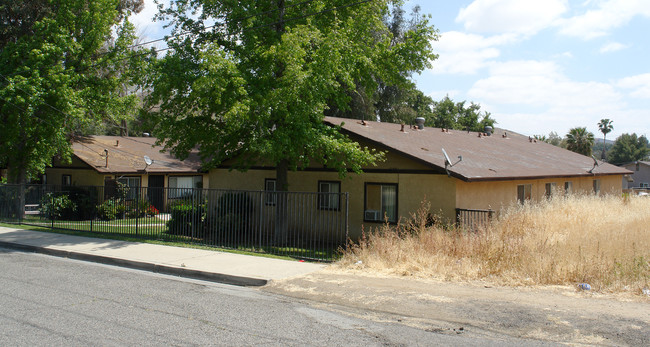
[
  {"x1": 601, "y1": 135, "x2": 607, "y2": 160},
  {"x1": 6, "y1": 161, "x2": 27, "y2": 222},
  {"x1": 274, "y1": 159, "x2": 289, "y2": 245}
]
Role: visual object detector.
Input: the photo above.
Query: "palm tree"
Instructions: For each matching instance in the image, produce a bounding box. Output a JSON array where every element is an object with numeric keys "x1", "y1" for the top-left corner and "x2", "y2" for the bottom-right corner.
[
  {"x1": 566, "y1": 127, "x2": 595, "y2": 156},
  {"x1": 597, "y1": 118, "x2": 614, "y2": 160}
]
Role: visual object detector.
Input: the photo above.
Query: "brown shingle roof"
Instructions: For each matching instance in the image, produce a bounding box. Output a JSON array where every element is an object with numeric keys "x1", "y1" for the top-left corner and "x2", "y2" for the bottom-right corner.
[
  {"x1": 324, "y1": 117, "x2": 631, "y2": 182},
  {"x1": 71, "y1": 136, "x2": 203, "y2": 174}
]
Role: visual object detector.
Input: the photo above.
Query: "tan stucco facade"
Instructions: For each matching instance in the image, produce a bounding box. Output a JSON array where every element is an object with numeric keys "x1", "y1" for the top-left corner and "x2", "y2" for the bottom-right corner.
[
  {"x1": 210, "y1": 153, "x2": 456, "y2": 239},
  {"x1": 44, "y1": 156, "x2": 209, "y2": 190},
  {"x1": 456, "y1": 174, "x2": 623, "y2": 212},
  {"x1": 209, "y1": 149, "x2": 624, "y2": 238}
]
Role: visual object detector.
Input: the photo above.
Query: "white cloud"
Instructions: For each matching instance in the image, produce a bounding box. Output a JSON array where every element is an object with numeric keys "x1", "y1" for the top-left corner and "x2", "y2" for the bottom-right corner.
[
  {"x1": 430, "y1": 31, "x2": 518, "y2": 75},
  {"x1": 427, "y1": 90, "x2": 461, "y2": 101},
  {"x1": 599, "y1": 42, "x2": 629, "y2": 53},
  {"x1": 558, "y1": 0, "x2": 650, "y2": 40},
  {"x1": 129, "y1": 0, "x2": 170, "y2": 41},
  {"x1": 470, "y1": 60, "x2": 621, "y2": 109},
  {"x1": 456, "y1": 0, "x2": 568, "y2": 35},
  {"x1": 617, "y1": 73, "x2": 650, "y2": 99},
  {"x1": 466, "y1": 60, "x2": 627, "y2": 136}
]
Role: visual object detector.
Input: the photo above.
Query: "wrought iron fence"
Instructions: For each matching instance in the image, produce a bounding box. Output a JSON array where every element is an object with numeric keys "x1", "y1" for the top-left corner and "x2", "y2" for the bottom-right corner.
[
  {"x1": 0, "y1": 184, "x2": 349, "y2": 261},
  {"x1": 455, "y1": 208, "x2": 494, "y2": 232}
]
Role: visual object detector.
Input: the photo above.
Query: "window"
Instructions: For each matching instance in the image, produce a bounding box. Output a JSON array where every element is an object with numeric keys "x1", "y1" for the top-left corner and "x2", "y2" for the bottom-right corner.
[
  {"x1": 593, "y1": 179, "x2": 601, "y2": 194},
  {"x1": 545, "y1": 183, "x2": 556, "y2": 198},
  {"x1": 265, "y1": 179, "x2": 277, "y2": 206},
  {"x1": 640, "y1": 183, "x2": 649, "y2": 188},
  {"x1": 564, "y1": 181, "x2": 572, "y2": 194},
  {"x1": 62, "y1": 175, "x2": 71, "y2": 186},
  {"x1": 364, "y1": 183, "x2": 397, "y2": 222},
  {"x1": 318, "y1": 181, "x2": 340, "y2": 210},
  {"x1": 517, "y1": 184, "x2": 532, "y2": 204},
  {"x1": 117, "y1": 177, "x2": 141, "y2": 200},
  {"x1": 168, "y1": 176, "x2": 202, "y2": 199}
]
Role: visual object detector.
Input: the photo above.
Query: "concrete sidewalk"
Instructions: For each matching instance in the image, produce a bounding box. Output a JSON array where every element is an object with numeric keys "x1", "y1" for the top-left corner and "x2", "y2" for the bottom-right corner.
[{"x1": 0, "y1": 226, "x2": 326, "y2": 286}]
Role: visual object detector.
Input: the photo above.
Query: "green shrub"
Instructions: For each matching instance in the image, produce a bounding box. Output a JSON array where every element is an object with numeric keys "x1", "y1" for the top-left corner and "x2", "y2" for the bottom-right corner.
[
  {"x1": 66, "y1": 186, "x2": 98, "y2": 220},
  {"x1": 125, "y1": 199, "x2": 157, "y2": 218},
  {"x1": 205, "y1": 192, "x2": 255, "y2": 243},
  {"x1": 41, "y1": 193, "x2": 76, "y2": 220},
  {"x1": 166, "y1": 200, "x2": 205, "y2": 237},
  {"x1": 97, "y1": 199, "x2": 119, "y2": 220}
]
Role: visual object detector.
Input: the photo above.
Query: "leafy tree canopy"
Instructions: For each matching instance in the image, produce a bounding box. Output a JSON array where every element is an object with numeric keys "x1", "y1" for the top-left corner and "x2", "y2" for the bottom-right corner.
[
  {"x1": 0, "y1": 0, "x2": 149, "y2": 183},
  {"x1": 607, "y1": 133, "x2": 649, "y2": 164},
  {"x1": 565, "y1": 127, "x2": 594, "y2": 156},
  {"x1": 425, "y1": 95, "x2": 496, "y2": 132},
  {"x1": 146, "y1": 0, "x2": 438, "y2": 190},
  {"x1": 323, "y1": 4, "x2": 438, "y2": 124}
]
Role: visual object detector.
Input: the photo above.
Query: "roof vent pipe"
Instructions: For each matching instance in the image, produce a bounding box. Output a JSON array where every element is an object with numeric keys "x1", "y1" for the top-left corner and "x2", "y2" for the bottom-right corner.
[
  {"x1": 415, "y1": 117, "x2": 425, "y2": 130},
  {"x1": 484, "y1": 125, "x2": 493, "y2": 136}
]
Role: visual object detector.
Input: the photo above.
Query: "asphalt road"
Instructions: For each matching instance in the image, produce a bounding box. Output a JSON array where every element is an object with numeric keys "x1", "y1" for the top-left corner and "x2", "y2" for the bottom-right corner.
[{"x1": 0, "y1": 248, "x2": 556, "y2": 346}]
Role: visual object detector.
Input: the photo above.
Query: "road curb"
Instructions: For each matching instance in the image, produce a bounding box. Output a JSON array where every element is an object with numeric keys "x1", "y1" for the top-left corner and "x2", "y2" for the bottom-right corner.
[{"x1": 0, "y1": 241, "x2": 268, "y2": 287}]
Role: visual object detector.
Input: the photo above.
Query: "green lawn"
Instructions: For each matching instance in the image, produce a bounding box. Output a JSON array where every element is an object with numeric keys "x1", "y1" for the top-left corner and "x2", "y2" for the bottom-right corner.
[{"x1": 3, "y1": 217, "x2": 339, "y2": 261}]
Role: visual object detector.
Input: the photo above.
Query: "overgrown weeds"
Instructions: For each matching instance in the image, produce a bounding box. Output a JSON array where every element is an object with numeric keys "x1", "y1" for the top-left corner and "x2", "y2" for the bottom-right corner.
[{"x1": 341, "y1": 195, "x2": 650, "y2": 294}]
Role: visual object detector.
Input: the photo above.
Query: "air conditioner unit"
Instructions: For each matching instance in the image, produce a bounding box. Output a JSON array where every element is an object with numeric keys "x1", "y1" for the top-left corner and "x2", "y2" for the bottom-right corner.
[{"x1": 364, "y1": 210, "x2": 380, "y2": 221}]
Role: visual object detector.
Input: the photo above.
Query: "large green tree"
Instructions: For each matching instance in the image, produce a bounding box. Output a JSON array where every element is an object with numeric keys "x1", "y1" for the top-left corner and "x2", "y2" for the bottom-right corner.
[
  {"x1": 323, "y1": 4, "x2": 438, "y2": 124},
  {"x1": 607, "y1": 133, "x2": 649, "y2": 164},
  {"x1": 147, "y1": 0, "x2": 437, "y2": 190},
  {"x1": 425, "y1": 95, "x2": 495, "y2": 131},
  {"x1": 565, "y1": 127, "x2": 595, "y2": 156},
  {"x1": 597, "y1": 118, "x2": 613, "y2": 160},
  {"x1": 0, "y1": 0, "x2": 148, "y2": 184}
]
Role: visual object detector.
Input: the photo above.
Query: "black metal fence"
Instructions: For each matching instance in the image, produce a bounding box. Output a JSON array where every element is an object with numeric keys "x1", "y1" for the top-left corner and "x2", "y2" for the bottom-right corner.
[
  {"x1": 455, "y1": 208, "x2": 494, "y2": 231},
  {"x1": 0, "y1": 184, "x2": 349, "y2": 261}
]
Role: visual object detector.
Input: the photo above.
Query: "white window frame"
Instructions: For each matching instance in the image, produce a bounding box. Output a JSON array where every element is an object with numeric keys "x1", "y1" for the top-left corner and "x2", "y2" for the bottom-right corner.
[
  {"x1": 364, "y1": 183, "x2": 398, "y2": 223},
  {"x1": 545, "y1": 183, "x2": 556, "y2": 198},
  {"x1": 117, "y1": 176, "x2": 141, "y2": 200},
  {"x1": 318, "y1": 181, "x2": 341, "y2": 210},
  {"x1": 564, "y1": 181, "x2": 573, "y2": 194},
  {"x1": 517, "y1": 184, "x2": 532, "y2": 204},
  {"x1": 168, "y1": 176, "x2": 202, "y2": 199},
  {"x1": 593, "y1": 179, "x2": 601, "y2": 194}
]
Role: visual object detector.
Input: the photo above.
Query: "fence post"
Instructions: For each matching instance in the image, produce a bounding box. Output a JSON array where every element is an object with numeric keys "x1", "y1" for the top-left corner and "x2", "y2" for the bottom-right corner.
[
  {"x1": 135, "y1": 188, "x2": 139, "y2": 237},
  {"x1": 18, "y1": 184, "x2": 25, "y2": 225},
  {"x1": 344, "y1": 192, "x2": 349, "y2": 250},
  {"x1": 259, "y1": 191, "x2": 263, "y2": 251}
]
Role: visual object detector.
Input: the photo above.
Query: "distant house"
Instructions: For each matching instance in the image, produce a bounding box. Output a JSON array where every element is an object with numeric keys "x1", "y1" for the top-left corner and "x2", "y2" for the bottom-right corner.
[
  {"x1": 621, "y1": 161, "x2": 650, "y2": 190},
  {"x1": 44, "y1": 136, "x2": 208, "y2": 211},
  {"x1": 207, "y1": 117, "x2": 631, "y2": 238}
]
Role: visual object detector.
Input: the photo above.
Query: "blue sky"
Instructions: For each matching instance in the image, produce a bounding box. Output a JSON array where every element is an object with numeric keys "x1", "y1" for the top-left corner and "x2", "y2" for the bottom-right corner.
[{"x1": 131, "y1": 0, "x2": 650, "y2": 140}]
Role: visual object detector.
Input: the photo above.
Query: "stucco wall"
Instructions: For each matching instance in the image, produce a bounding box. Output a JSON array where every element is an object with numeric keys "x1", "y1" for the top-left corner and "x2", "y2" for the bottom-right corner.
[
  {"x1": 208, "y1": 168, "x2": 456, "y2": 239},
  {"x1": 456, "y1": 174, "x2": 623, "y2": 212},
  {"x1": 622, "y1": 163, "x2": 650, "y2": 188}
]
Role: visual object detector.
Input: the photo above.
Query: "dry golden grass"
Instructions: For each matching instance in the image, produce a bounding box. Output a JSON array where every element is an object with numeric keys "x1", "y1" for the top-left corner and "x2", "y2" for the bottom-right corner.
[{"x1": 340, "y1": 194, "x2": 650, "y2": 294}]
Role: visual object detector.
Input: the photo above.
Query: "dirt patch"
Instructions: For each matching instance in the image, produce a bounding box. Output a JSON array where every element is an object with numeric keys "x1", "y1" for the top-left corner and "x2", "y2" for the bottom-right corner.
[{"x1": 263, "y1": 267, "x2": 650, "y2": 346}]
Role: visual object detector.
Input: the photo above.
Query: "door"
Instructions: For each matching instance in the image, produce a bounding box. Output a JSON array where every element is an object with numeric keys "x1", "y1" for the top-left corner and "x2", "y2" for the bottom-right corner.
[{"x1": 148, "y1": 175, "x2": 165, "y2": 212}]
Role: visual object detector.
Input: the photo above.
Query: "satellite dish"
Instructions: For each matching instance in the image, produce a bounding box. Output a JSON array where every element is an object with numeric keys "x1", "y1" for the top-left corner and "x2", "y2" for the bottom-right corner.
[
  {"x1": 588, "y1": 155, "x2": 599, "y2": 173},
  {"x1": 441, "y1": 147, "x2": 463, "y2": 177},
  {"x1": 144, "y1": 155, "x2": 153, "y2": 171},
  {"x1": 442, "y1": 148, "x2": 452, "y2": 166}
]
